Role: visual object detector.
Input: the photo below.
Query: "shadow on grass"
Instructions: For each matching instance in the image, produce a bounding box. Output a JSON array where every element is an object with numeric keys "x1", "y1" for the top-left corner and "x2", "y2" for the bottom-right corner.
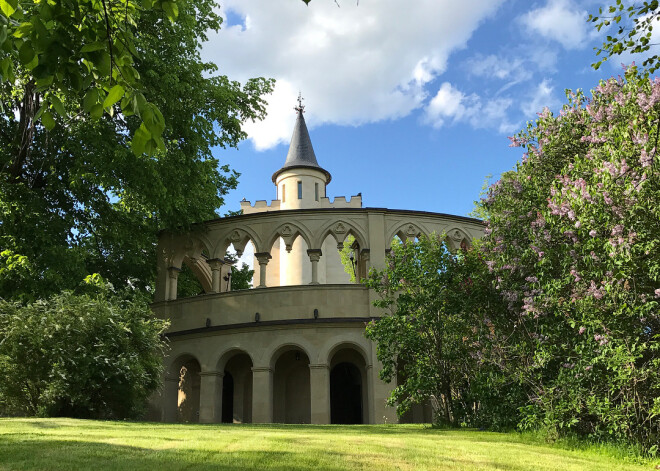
[{"x1": 0, "y1": 438, "x2": 347, "y2": 471}]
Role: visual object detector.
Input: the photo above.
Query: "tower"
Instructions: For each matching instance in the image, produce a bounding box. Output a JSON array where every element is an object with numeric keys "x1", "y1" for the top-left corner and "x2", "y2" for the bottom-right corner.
[{"x1": 272, "y1": 95, "x2": 331, "y2": 210}]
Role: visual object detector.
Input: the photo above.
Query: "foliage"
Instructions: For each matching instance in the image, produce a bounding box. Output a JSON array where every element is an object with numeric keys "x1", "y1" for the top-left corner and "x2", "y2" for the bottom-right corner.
[
  {"x1": 590, "y1": 1, "x2": 660, "y2": 73},
  {"x1": 468, "y1": 174, "x2": 492, "y2": 221},
  {"x1": 231, "y1": 261, "x2": 254, "y2": 291},
  {"x1": 364, "y1": 235, "x2": 517, "y2": 428},
  {"x1": 481, "y1": 66, "x2": 660, "y2": 451},
  {"x1": 0, "y1": 0, "x2": 273, "y2": 301},
  {"x1": 339, "y1": 235, "x2": 357, "y2": 282},
  {"x1": 0, "y1": 277, "x2": 169, "y2": 418},
  {"x1": 0, "y1": 0, "x2": 180, "y2": 152}
]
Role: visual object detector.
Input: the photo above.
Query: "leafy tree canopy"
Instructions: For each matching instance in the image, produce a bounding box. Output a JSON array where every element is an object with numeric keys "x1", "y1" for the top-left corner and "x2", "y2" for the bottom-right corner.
[
  {"x1": 0, "y1": 0, "x2": 181, "y2": 152},
  {"x1": 365, "y1": 236, "x2": 516, "y2": 428},
  {"x1": 591, "y1": 0, "x2": 660, "y2": 72},
  {"x1": 0, "y1": 0, "x2": 273, "y2": 301}
]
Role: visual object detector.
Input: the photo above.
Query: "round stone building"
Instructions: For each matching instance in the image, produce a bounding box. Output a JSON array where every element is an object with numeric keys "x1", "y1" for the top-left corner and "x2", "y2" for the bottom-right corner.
[{"x1": 150, "y1": 102, "x2": 484, "y2": 424}]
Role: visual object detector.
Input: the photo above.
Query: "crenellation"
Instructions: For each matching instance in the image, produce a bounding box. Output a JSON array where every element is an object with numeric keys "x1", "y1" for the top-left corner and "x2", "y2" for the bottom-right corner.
[
  {"x1": 320, "y1": 194, "x2": 362, "y2": 208},
  {"x1": 240, "y1": 199, "x2": 281, "y2": 214}
]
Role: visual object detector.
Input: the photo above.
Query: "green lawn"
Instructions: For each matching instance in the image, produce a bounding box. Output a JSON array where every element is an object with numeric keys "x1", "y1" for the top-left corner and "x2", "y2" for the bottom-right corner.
[{"x1": 0, "y1": 418, "x2": 655, "y2": 471}]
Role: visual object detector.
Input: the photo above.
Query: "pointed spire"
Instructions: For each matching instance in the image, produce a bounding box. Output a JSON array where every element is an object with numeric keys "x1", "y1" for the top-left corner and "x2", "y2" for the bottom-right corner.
[{"x1": 272, "y1": 95, "x2": 331, "y2": 183}]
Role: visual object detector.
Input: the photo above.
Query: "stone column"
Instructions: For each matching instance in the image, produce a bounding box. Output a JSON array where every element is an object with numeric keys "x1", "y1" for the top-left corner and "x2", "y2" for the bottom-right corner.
[
  {"x1": 254, "y1": 253, "x2": 272, "y2": 288},
  {"x1": 199, "y1": 371, "x2": 223, "y2": 423},
  {"x1": 167, "y1": 267, "x2": 181, "y2": 301},
  {"x1": 251, "y1": 366, "x2": 273, "y2": 423},
  {"x1": 207, "y1": 259, "x2": 225, "y2": 293},
  {"x1": 359, "y1": 249, "x2": 371, "y2": 281},
  {"x1": 162, "y1": 376, "x2": 179, "y2": 422},
  {"x1": 307, "y1": 249, "x2": 322, "y2": 285},
  {"x1": 309, "y1": 364, "x2": 330, "y2": 424}
]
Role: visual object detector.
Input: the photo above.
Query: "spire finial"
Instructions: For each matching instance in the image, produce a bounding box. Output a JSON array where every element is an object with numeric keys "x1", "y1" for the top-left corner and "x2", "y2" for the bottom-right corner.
[{"x1": 295, "y1": 91, "x2": 305, "y2": 114}]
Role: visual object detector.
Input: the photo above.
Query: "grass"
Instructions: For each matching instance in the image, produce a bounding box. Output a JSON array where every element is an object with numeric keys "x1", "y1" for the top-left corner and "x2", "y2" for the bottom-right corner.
[{"x1": 0, "y1": 418, "x2": 657, "y2": 470}]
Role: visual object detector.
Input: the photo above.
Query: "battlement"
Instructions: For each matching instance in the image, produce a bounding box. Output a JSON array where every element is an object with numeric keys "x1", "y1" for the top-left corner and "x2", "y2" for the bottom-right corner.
[
  {"x1": 320, "y1": 195, "x2": 362, "y2": 208},
  {"x1": 240, "y1": 199, "x2": 281, "y2": 214},
  {"x1": 239, "y1": 194, "x2": 362, "y2": 214}
]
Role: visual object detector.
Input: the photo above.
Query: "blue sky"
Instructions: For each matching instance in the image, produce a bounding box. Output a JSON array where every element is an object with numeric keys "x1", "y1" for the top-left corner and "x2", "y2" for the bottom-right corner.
[{"x1": 202, "y1": 0, "x2": 645, "y2": 218}]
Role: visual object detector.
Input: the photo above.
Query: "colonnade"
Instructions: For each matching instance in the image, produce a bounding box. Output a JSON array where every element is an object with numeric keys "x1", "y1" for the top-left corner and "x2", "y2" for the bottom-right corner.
[{"x1": 162, "y1": 344, "x2": 383, "y2": 425}]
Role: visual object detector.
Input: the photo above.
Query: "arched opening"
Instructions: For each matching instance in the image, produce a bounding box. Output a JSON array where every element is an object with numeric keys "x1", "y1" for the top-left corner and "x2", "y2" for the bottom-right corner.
[
  {"x1": 329, "y1": 347, "x2": 368, "y2": 424},
  {"x1": 222, "y1": 352, "x2": 253, "y2": 423},
  {"x1": 330, "y1": 363, "x2": 362, "y2": 424},
  {"x1": 321, "y1": 233, "x2": 352, "y2": 284},
  {"x1": 221, "y1": 372, "x2": 234, "y2": 423},
  {"x1": 226, "y1": 242, "x2": 255, "y2": 291},
  {"x1": 273, "y1": 348, "x2": 311, "y2": 423},
  {"x1": 176, "y1": 357, "x2": 201, "y2": 423},
  {"x1": 278, "y1": 234, "x2": 310, "y2": 286}
]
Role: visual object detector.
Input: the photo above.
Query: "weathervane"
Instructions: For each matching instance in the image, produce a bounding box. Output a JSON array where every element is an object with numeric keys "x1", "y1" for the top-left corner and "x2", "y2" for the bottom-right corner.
[{"x1": 295, "y1": 91, "x2": 305, "y2": 114}]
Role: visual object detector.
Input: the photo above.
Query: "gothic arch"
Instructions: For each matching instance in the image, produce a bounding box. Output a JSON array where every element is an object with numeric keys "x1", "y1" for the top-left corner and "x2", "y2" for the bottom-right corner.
[
  {"x1": 213, "y1": 225, "x2": 263, "y2": 258},
  {"x1": 314, "y1": 219, "x2": 368, "y2": 251},
  {"x1": 386, "y1": 222, "x2": 428, "y2": 249},
  {"x1": 265, "y1": 221, "x2": 314, "y2": 253},
  {"x1": 168, "y1": 233, "x2": 213, "y2": 269},
  {"x1": 444, "y1": 227, "x2": 472, "y2": 252}
]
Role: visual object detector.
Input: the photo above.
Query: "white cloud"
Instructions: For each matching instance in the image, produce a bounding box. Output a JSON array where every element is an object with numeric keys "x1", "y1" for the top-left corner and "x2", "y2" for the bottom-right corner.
[
  {"x1": 519, "y1": 0, "x2": 589, "y2": 50},
  {"x1": 203, "y1": 0, "x2": 504, "y2": 150},
  {"x1": 521, "y1": 79, "x2": 560, "y2": 117},
  {"x1": 424, "y1": 82, "x2": 516, "y2": 133}
]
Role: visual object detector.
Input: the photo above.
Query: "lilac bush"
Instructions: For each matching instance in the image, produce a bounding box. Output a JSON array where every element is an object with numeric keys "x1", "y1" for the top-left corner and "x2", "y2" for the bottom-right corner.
[{"x1": 482, "y1": 66, "x2": 659, "y2": 451}]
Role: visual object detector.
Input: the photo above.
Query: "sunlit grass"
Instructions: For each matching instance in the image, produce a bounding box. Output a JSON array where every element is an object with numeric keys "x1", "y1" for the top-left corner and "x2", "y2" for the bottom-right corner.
[{"x1": 0, "y1": 418, "x2": 655, "y2": 470}]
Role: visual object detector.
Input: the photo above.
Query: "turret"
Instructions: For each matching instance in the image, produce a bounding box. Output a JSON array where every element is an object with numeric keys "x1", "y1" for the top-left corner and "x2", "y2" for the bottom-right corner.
[{"x1": 272, "y1": 96, "x2": 331, "y2": 210}]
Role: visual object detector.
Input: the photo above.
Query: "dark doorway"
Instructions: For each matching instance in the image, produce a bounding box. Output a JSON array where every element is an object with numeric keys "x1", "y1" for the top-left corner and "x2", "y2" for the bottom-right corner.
[
  {"x1": 330, "y1": 362, "x2": 363, "y2": 424},
  {"x1": 221, "y1": 372, "x2": 234, "y2": 423}
]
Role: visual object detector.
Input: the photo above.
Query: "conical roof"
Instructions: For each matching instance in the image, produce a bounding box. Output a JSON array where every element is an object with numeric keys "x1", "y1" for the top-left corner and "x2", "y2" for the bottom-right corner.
[{"x1": 272, "y1": 105, "x2": 331, "y2": 183}]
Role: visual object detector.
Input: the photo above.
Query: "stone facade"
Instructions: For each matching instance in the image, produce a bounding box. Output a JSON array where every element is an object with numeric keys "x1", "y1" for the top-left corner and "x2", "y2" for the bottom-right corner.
[{"x1": 150, "y1": 105, "x2": 484, "y2": 424}]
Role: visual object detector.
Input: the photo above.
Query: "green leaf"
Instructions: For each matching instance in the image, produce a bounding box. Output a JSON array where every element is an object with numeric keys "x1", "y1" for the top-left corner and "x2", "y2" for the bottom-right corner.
[
  {"x1": 18, "y1": 40, "x2": 35, "y2": 65},
  {"x1": 41, "y1": 111, "x2": 56, "y2": 130},
  {"x1": 49, "y1": 94, "x2": 66, "y2": 117},
  {"x1": 0, "y1": 25, "x2": 7, "y2": 45},
  {"x1": 90, "y1": 103, "x2": 103, "y2": 119},
  {"x1": 13, "y1": 22, "x2": 32, "y2": 38},
  {"x1": 0, "y1": 0, "x2": 17, "y2": 18},
  {"x1": 83, "y1": 89, "x2": 99, "y2": 113},
  {"x1": 130, "y1": 123, "x2": 151, "y2": 155},
  {"x1": 162, "y1": 1, "x2": 178, "y2": 20},
  {"x1": 81, "y1": 41, "x2": 107, "y2": 53},
  {"x1": 103, "y1": 85, "x2": 125, "y2": 109}
]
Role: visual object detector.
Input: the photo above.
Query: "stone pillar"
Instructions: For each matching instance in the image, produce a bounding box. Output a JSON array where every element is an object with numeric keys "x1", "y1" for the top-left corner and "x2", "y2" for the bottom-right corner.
[
  {"x1": 309, "y1": 364, "x2": 330, "y2": 424},
  {"x1": 162, "y1": 376, "x2": 179, "y2": 422},
  {"x1": 199, "y1": 371, "x2": 223, "y2": 423},
  {"x1": 251, "y1": 366, "x2": 273, "y2": 423},
  {"x1": 254, "y1": 253, "x2": 272, "y2": 288},
  {"x1": 207, "y1": 259, "x2": 224, "y2": 293},
  {"x1": 307, "y1": 249, "x2": 322, "y2": 285},
  {"x1": 359, "y1": 249, "x2": 371, "y2": 281},
  {"x1": 167, "y1": 267, "x2": 181, "y2": 301}
]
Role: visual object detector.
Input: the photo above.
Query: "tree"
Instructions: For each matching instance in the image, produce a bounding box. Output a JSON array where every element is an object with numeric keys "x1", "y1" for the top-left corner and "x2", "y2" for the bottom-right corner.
[
  {"x1": 364, "y1": 235, "x2": 513, "y2": 427},
  {"x1": 0, "y1": 276, "x2": 168, "y2": 418},
  {"x1": 591, "y1": 1, "x2": 660, "y2": 72},
  {"x1": 0, "y1": 0, "x2": 273, "y2": 301},
  {"x1": 230, "y1": 261, "x2": 254, "y2": 291},
  {"x1": 481, "y1": 66, "x2": 660, "y2": 450},
  {"x1": 0, "y1": 0, "x2": 180, "y2": 152}
]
